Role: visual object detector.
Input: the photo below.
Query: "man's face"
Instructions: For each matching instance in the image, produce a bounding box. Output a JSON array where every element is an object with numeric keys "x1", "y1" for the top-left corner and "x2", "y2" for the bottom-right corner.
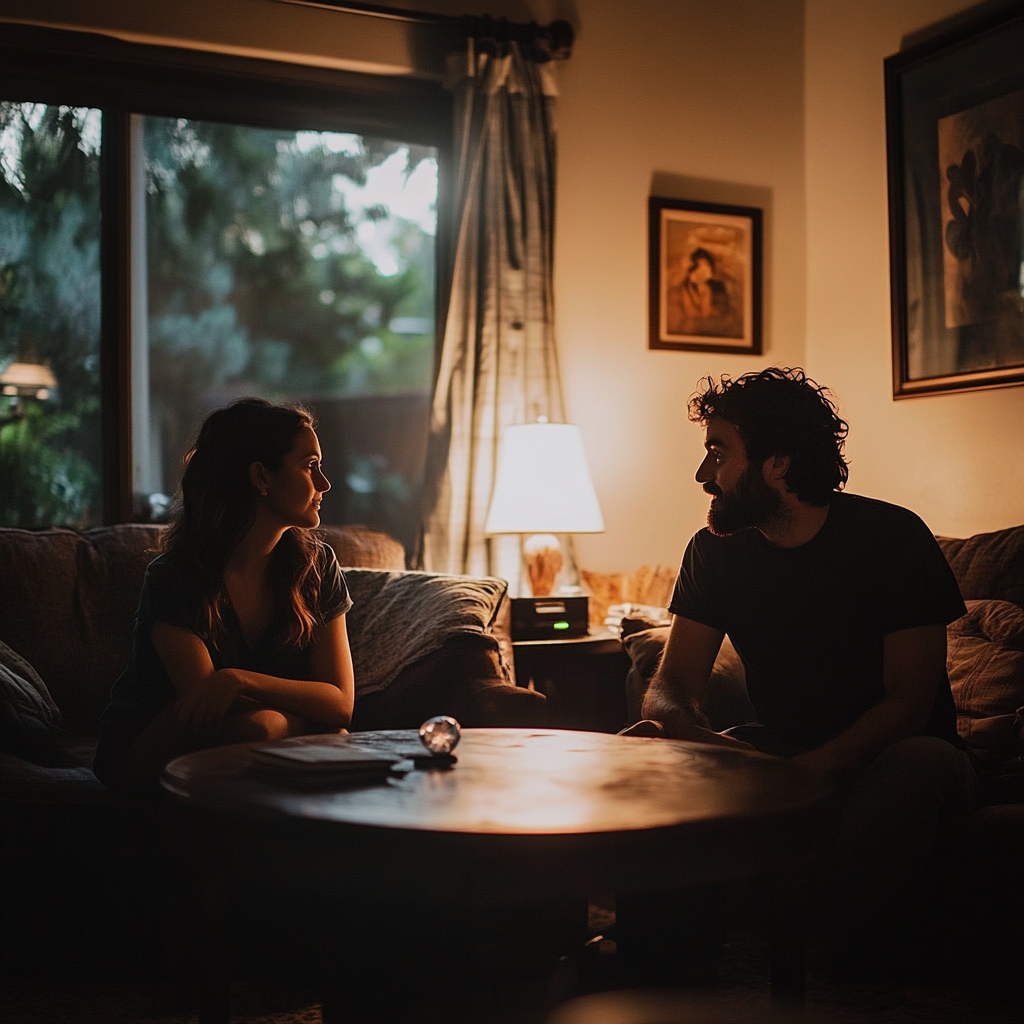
[{"x1": 695, "y1": 416, "x2": 782, "y2": 535}]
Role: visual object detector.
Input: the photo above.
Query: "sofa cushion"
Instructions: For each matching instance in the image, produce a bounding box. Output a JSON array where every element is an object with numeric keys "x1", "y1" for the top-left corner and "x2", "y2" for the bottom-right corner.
[
  {"x1": 350, "y1": 634, "x2": 547, "y2": 730},
  {"x1": 317, "y1": 524, "x2": 406, "y2": 570},
  {"x1": 0, "y1": 640, "x2": 64, "y2": 760},
  {"x1": 947, "y1": 599, "x2": 1024, "y2": 767},
  {"x1": 0, "y1": 525, "x2": 164, "y2": 735},
  {"x1": 937, "y1": 525, "x2": 1024, "y2": 607}
]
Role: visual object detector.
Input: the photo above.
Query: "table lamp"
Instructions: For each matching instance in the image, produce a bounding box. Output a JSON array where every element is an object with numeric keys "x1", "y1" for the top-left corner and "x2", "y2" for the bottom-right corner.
[{"x1": 485, "y1": 420, "x2": 604, "y2": 639}]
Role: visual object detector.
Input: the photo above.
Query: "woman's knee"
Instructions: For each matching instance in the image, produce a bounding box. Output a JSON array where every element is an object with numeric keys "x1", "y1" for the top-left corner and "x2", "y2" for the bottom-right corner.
[{"x1": 227, "y1": 708, "x2": 292, "y2": 742}]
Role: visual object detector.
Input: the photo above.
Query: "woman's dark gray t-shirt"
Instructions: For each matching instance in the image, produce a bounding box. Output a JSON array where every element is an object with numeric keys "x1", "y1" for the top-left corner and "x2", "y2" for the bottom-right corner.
[{"x1": 94, "y1": 542, "x2": 351, "y2": 779}]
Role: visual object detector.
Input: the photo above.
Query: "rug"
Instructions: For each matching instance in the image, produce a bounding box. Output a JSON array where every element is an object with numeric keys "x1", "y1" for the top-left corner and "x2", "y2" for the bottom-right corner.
[{"x1": 3, "y1": 930, "x2": 1018, "y2": 1024}]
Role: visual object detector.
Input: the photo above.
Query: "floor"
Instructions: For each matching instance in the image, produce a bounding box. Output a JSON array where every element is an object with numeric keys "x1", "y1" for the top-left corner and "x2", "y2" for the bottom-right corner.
[{"x1": 3, "y1": 912, "x2": 1019, "y2": 1024}]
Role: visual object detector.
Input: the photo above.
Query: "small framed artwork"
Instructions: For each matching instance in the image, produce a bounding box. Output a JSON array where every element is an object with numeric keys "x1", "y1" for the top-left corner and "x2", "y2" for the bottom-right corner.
[
  {"x1": 648, "y1": 196, "x2": 762, "y2": 355},
  {"x1": 885, "y1": 6, "x2": 1024, "y2": 398}
]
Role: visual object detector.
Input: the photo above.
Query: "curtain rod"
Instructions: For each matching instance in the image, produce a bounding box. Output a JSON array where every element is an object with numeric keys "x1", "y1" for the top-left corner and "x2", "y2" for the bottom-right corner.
[{"x1": 273, "y1": 1, "x2": 574, "y2": 57}]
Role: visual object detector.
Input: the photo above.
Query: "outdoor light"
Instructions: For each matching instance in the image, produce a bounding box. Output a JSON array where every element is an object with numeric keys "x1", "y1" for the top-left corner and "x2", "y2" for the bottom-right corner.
[{"x1": 0, "y1": 361, "x2": 57, "y2": 400}]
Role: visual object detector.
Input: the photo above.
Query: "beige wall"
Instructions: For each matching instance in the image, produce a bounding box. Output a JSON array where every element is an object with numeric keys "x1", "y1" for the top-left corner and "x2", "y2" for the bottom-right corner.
[
  {"x1": 555, "y1": 0, "x2": 806, "y2": 572},
  {"x1": 804, "y1": 0, "x2": 1024, "y2": 539},
  {"x1": 4, "y1": 0, "x2": 1019, "y2": 567}
]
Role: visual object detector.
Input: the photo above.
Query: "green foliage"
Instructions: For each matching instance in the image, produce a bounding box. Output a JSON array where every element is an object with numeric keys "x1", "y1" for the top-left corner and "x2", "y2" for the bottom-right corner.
[
  {"x1": 0, "y1": 103, "x2": 102, "y2": 528},
  {"x1": 144, "y1": 119, "x2": 436, "y2": 403},
  {"x1": 0, "y1": 402, "x2": 99, "y2": 527}
]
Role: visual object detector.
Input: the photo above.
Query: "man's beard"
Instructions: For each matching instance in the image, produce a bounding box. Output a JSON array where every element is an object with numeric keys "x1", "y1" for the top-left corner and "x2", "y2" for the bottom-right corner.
[{"x1": 705, "y1": 463, "x2": 783, "y2": 536}]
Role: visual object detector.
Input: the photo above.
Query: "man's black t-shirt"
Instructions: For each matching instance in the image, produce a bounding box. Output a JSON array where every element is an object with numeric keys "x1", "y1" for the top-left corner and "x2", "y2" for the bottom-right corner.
[{"x1": 668, "y1": 492, "x2": 966, "y2": 753}]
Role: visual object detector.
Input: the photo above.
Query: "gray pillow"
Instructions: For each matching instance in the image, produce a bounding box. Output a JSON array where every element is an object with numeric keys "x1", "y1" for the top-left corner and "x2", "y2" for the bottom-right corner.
[
  {"x1": 0, "y1": 639, "x2": 63, "y2": 759},
  {"x1": 947, "y1": 599, "x2": 1024, "y2": 767},
  {"x1": 343, "y1": 569, "x2": 510, "y2": 698}
]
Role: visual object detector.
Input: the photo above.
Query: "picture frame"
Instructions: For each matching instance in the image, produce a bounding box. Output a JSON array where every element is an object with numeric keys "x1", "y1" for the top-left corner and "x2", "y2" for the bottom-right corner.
[
  {"x1": 885, "y1": 7, "x2": 1024, "y2": 398},
  {"x1": 648, "y1": 197, "x2": 762, "y2": 355}
]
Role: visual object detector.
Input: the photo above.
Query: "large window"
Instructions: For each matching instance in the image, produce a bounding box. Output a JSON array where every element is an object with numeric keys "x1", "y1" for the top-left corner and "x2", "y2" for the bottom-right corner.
[
  {"x1": 0, "y1": 26, "x2": 450, "y2": 555},
  {"x1": 137, "y1": 117, "x2": 437, "y2": 545}
]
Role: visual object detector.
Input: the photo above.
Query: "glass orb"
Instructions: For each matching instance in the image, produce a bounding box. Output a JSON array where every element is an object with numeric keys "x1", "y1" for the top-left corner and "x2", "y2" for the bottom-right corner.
[{"x1": 418, "y1": 716, "x2": 461, "y2": 755}]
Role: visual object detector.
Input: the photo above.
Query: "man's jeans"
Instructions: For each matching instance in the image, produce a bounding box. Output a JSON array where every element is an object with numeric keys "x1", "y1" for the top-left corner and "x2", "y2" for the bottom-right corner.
[
  {"x1": 728, "y1": 726, "x2": 979, "y2": 968},
  {"x1": 617, "y1": 729, "x2": 978, "y2": 979}
]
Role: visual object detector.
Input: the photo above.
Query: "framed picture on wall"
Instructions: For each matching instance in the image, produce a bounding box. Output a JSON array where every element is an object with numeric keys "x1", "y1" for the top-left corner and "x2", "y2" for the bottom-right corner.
[
  {"x1": 885, "y1": 6, "x2": 1024, "y2": 398},
  {"x1": 648, "y1": 197, "x2": 762, "y2": 354}
]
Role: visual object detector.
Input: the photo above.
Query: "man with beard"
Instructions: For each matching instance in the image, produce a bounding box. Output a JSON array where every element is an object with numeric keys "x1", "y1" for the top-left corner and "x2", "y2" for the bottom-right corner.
[{"x1": 626, "y1": 367, "x2": 976, "y2": 978}]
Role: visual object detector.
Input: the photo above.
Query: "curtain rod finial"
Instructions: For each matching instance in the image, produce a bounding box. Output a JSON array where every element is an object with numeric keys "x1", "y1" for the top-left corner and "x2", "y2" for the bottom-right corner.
[{"x1": 547, "y1": 20, "x2": 574, "y2": 59}]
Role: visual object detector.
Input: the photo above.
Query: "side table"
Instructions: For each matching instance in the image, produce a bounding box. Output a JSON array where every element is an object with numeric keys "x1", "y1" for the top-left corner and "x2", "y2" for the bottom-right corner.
[{"x1": 513, "y1": 630, "x2": 631, "y2": 732}]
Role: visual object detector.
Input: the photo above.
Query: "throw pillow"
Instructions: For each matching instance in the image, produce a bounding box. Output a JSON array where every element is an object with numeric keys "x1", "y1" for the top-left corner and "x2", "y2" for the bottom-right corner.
[
  {"x1": 0, "y1": 639, "x2": 63, "y2": 760},
  {"x1": 343, "y1": 569, "x2": 510, "y2": 698},
  {"x1": 947, "y1": 599, "x2": 1024, "y2": 767},
  {"x1": 937, "y1": 525, "x2": 1024, "y2": 607}
]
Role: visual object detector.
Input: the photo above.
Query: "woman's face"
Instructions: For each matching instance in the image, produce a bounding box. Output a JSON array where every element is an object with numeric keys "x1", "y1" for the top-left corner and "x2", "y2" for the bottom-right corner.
[
  {"x1": 689, "y1": 256, "x2": 714, "y2": 285},
  {"x1": 260, "y1": 425, "x2": 331, "y2": 530}
]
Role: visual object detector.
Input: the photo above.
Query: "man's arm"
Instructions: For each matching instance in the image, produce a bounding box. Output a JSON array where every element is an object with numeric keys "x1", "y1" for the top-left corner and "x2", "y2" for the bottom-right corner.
[
  {"x1": 640, "y1": 614, "x2": 751, "y2": 748},
  {"x1": 793, "y1": 622, "x2": 947, "y2": 782}
]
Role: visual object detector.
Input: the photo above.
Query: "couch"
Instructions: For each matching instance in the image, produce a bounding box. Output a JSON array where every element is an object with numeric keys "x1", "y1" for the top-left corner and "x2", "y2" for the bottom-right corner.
[
  {"x1": 0, "y1": 522, "x2": 545, "y2": 975},
  {"x1": 620, "y1": 523, "x2": 1024, "y2": 994}
]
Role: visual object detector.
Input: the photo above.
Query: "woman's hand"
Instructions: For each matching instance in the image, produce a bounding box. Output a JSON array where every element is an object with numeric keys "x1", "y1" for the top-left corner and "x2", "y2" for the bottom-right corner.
[
  {"x1": 151, "y1": 617, "x2": 354, "y2": 743},
  {"x1": 174, "y1": 668, "x2": 245, "y2": 742}
]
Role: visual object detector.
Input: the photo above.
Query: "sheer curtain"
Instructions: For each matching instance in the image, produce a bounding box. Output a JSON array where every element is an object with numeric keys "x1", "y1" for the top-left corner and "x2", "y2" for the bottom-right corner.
[{"x1": 419, "y1": 38, "x2": 564, "y2": 580}]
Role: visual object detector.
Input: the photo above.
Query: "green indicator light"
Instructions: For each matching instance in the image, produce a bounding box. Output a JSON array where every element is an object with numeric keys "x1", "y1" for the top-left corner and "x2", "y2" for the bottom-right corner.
[{"x1": 553, "y1": 621, "x2": 570, "y2": 630}]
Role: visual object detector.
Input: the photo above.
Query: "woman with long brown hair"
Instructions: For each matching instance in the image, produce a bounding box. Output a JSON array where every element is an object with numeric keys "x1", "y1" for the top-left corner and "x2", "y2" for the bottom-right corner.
[{"x1": 94, "y1": 398, "x2": 354, "y2": 795}]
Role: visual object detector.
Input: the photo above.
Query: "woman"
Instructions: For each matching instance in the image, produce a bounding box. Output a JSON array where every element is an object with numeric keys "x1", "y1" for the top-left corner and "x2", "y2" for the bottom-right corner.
[
  {"x1": 678, "y1": 248, "x2": 730, "y2": 321},
  {"x1": 94, "y1": 399, "x2": 354, "y2": 796}
]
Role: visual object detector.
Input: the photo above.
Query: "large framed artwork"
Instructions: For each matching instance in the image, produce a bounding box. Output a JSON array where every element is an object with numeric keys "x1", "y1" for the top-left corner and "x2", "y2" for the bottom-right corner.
[
  {"x1": 885, "y1": 6, "x2": 1024, "y2": 398},
  {"x1": 648, "y1": 197, "x2": 762, "y2": 355}
]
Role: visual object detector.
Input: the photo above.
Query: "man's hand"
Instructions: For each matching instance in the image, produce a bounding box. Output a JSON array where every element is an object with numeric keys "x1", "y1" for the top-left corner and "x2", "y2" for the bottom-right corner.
[
  {"x1": 621, "y1": 713, "x2": 754, "y2": 750},
  {"x1": 660, "y1": 708, "x2": 754, "y2": 748},
  {"x1": 791, "y1": 623, "x2": 949, "y2": 782},
  {"x1": 636, "y1": 614, "x2": 754, "y2": 750}
]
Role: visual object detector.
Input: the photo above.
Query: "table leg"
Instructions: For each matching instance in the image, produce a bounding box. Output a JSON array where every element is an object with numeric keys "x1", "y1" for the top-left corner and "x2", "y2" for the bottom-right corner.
[
  {"x1": 197, "y1": 870, "x2": 230, "y2": 1024},
  {"x1": 769, "y1": 864, "x2": 806, "y2": 1015}
]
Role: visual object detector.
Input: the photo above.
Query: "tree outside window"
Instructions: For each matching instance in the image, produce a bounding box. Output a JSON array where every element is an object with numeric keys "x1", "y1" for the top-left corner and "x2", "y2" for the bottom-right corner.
[
  {"x1": 1, "y1": 103, "x2": 437, "y2": 551},
  {"x1": 0, "y1": 103, "x2": 102, "y2": 528}
]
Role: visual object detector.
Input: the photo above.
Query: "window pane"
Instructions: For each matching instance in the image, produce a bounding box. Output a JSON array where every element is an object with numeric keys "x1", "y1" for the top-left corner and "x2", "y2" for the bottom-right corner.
[
  {"x1": 136, "y1": 116, "x2": 437, "y2": 553},
  {"x1": 0, "y1": 103, "x2": 103, "y2": 528}
]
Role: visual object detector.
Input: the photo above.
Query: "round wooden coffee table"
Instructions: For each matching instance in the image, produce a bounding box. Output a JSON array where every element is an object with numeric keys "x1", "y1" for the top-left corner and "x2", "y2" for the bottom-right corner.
[{"x1": 161, "y1": 728, "x2": 831, "y2": 1023}]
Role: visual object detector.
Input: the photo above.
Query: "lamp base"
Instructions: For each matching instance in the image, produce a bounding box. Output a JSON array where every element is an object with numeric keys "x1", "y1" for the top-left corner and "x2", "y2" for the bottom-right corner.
[
  {"x1": 523, "y1": 533, "x2": 563, "y2": 597},
  {"x1": 511, "y1": 596, "x2": 589, "y2": 641}
]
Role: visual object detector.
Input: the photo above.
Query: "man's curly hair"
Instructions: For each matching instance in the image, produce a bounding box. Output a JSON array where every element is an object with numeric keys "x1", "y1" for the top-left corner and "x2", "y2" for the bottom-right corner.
[{"x1": 688, "y1": 367, "x2": 849, "y2": 505}]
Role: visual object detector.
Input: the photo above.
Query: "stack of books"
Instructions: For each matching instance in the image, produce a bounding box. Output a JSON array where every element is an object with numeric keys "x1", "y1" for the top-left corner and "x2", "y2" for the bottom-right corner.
[{"x1": 252, "y1": 743, "x2": 402, "y2": 788}]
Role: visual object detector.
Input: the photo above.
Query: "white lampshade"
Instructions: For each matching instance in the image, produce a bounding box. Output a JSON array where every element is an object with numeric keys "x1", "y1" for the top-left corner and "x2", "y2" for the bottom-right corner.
[{"x1": 484, "y1": 422, "x2": 604, "y2": 535}]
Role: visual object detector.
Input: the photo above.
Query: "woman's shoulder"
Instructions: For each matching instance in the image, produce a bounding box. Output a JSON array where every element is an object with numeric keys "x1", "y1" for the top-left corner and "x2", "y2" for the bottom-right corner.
[
  {"x1": 140, "y1": 548, "x2": 202, "y2": 617},
  {"x1": 144, "y1": 548, "x2": 190, "y2": 585},
  {"x1": 312, "y1": 534, "x2": 337, "y2": 563},
  {"x1": 309, "y1": 537, "x2": 352, "y2": 620}
]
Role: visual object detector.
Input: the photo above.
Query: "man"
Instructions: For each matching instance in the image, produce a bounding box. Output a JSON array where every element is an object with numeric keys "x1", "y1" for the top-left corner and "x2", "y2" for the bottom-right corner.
[{"x1": 631, "y1": 367, "x2": 976, "y2": 976}]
